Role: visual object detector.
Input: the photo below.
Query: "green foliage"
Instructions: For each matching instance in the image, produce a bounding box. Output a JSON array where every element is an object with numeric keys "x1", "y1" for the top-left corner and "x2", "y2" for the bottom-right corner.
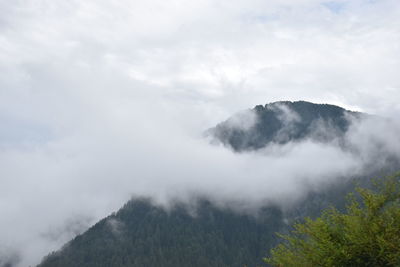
[{"x1": 265, "y1": 173, "x2": 400, "y2": 267}]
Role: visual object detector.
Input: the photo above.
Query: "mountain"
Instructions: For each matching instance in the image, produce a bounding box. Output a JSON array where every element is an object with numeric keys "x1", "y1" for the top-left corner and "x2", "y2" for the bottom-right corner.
[
  {"x1": 38, "y1": 199, "x2": 285, "y2": 267},
  {"x1": 207, "y1": 101, "x2": 362, "y2": 151},
  {"x1": 38, "y1": 183, "x2": 361, "y2": 267},
  {"x1": 38, "y1": 101, "x2": 377, "y2": 267}
]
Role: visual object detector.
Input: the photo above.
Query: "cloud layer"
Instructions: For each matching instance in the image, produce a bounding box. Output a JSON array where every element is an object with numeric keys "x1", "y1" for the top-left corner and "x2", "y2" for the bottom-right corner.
[{"x1": 1, "y1": 0, "x2": 400, "y2": 266}]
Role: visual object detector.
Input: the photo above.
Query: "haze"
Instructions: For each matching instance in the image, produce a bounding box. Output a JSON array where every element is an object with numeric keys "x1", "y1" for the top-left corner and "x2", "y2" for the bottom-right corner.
[{"x1": 1, "y1": 0, "x2": 400, "y2": 266}]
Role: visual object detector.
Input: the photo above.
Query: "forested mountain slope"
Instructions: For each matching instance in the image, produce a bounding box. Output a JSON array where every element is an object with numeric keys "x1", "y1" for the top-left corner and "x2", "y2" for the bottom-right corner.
[
  {"x1": 38, "y1": 101, "x2": 390, "y2": 267},
  {"x1": 39, "y1": 199, "x2": 285, "y2": 267},
  {"x1": 208, "y1": 101, "x2": 362, "y2": 151}
]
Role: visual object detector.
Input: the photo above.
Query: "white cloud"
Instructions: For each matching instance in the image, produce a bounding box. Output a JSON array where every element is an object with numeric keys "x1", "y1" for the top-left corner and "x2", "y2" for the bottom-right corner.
[{"x1": 0, "y1": 0, "x2": 400, "y2": 266}]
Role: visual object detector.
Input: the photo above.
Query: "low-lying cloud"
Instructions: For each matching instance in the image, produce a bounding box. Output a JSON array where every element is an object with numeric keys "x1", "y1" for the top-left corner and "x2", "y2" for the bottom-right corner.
[
  {"x1": 1, "y1": 99, "x2": 399, "y2": 267},
  {"x1": 1, "y1": 0, "x2": 400, "y2": 266}
]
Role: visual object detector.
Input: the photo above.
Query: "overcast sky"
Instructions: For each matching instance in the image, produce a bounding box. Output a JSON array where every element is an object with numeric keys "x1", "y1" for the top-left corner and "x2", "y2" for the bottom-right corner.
[{"x1": 1, "y1": 0, "x2": 400, "y2": 266}]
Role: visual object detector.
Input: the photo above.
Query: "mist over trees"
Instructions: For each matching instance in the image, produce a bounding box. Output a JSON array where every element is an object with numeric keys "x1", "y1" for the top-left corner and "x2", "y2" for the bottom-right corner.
[
  {"x1": 36, "y1": 102, "x2": 400, "y2": 267},
  {"x1": 208, "y1": 101, "x2": 362, "y2": 151},
  {"x1": 38, "y1": 172, "x2": 400, "y2": 267},
  {"x1": 2, "y1": 0, "x2": 400, "y2": 265},
  {"x1": 38, "y1": 199, "x2": 284, "y2": 267}
]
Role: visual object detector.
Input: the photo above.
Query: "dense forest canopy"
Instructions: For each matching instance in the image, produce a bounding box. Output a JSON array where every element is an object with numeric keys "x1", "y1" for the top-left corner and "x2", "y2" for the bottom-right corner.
[{"x1": 39, "y1": 200, "x2": 284, "y2": 267}]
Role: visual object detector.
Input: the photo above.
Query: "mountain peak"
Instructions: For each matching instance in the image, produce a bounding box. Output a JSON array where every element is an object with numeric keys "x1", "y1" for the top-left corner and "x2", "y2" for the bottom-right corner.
[
  {"x1": 261, "y1": 101, "x2": 347, "y2": 112},
  {"x1": 208, "y1": 101, "x2": 361, "y2": 151}
]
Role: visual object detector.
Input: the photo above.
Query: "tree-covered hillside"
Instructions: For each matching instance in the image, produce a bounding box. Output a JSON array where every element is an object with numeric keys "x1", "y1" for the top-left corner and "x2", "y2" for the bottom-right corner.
[
  {"x1": 38, "y1": 176, "x2": 368, "y2": 267},
  {"x1": 208, "y1": 101, "x2": 362, "y2": 151},
  {"x1": 38, "y1": 199, "x2": 285, "y2": 267},
  {"x1": 36, "y1": 101, "x2": 393, "y2": 267}
]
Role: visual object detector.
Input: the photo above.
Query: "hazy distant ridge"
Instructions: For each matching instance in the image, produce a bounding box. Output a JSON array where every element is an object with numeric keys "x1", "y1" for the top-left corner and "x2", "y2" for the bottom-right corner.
[{"x1": 208, "y1": 101, "x2": 362, "y2": 151}]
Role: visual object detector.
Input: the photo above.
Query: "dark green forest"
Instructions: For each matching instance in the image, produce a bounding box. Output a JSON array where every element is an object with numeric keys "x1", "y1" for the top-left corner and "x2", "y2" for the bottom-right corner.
[
  {"x1": 39, "y1": 199, "x2": 285, "y2": 267},
  {"x1": 38, "y1": 177, "x2": 362, "y2": 267}
]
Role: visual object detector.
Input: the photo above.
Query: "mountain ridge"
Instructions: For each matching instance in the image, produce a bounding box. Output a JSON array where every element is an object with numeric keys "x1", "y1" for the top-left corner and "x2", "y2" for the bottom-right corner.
[
  {"x1": 37, "y1": 101, "x2": 385, "y2": 267},
  {"x1": 208, "y1": 100, "x2": 363, "y2": 151}
]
